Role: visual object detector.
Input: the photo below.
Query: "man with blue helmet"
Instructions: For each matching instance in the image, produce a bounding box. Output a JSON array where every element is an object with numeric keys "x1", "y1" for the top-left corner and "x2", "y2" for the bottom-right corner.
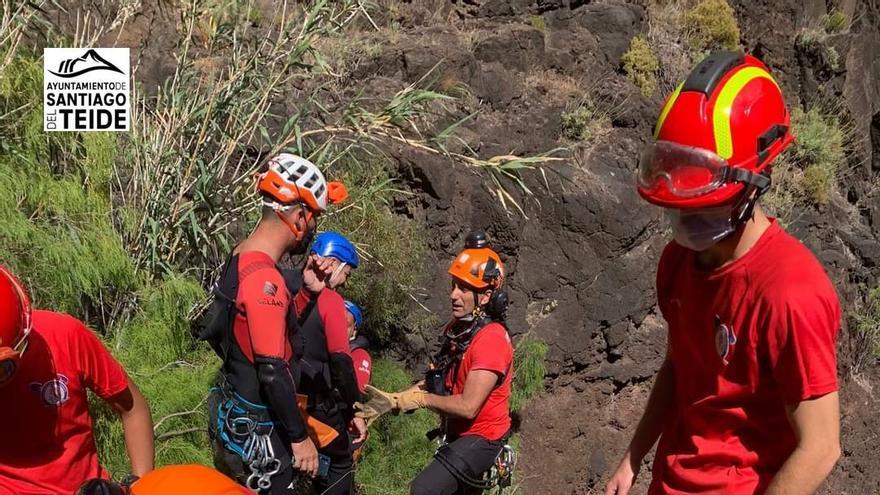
[{"x1": 282, "y1": 231, "x2": 365, "y2": 495}]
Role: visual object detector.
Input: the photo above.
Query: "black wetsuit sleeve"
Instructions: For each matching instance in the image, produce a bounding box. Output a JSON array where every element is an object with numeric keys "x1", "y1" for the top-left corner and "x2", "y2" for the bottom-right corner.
[
  {"x1": 329, "y1": 352, "x2": 361, "y2": 421},
  {"x1": 255, "y1": 356, "x2": 309, "y2": 442}
]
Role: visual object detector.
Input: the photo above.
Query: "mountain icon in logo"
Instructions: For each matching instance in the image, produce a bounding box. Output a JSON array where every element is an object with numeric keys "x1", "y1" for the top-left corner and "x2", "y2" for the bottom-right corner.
[{"x1": 48, "y1": 49, "x2": 124, "y2": 78}]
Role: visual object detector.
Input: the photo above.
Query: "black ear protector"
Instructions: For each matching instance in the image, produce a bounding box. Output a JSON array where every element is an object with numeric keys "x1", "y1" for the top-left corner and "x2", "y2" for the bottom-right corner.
[{"x1": 481, "y1": 258, "x2": 508, "y2": 320}]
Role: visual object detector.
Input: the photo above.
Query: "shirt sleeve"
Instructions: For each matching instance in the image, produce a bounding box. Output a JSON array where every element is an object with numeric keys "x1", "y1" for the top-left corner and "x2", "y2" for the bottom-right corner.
[
  {"x1": 468, "y1": 325, "x2": 513, "y2": 377},
  {"x1": 74, "y1": 317, "x2": 128, "y2": 399},
  {"x1": 351, "y1": 348, "x2": 372, "y2": 393},
  {"x1": 238, "y1": 264, "x2": 290, "y2": 359},
  {"x1": 764, "y1": 283, "x2": 841, "y2": 404},
  {"x1": 318, "y1": 290, "x2": 351, "y2": 355}
]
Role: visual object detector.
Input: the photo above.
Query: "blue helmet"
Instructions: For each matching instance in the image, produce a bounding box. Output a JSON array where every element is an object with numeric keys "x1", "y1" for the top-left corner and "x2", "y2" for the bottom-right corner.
[
  {"x1": 344, "y1": 300, "x2": 364, "y2": 329},
  {"x1": 311, "y1": 232, "x2": 359, "y2": 268}
]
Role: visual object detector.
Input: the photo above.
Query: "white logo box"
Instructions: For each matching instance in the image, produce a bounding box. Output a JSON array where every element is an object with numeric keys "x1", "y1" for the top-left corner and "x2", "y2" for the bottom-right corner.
[{"x1": 43, "y1": 48, "x2": 130, "y2": 132}]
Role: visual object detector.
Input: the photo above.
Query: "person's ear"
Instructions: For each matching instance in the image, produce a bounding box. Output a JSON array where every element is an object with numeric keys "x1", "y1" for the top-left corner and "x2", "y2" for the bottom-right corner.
[{"x1": 479, "y1": 290, "x2": 492, "y2": 307}]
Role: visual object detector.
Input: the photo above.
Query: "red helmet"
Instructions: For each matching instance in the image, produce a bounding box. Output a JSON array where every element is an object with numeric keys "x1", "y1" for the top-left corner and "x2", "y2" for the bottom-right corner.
[
  {"x1": 637, "y1": 52, "x2": 793, "y2": 209},
  {"x1": 0, "y1": 265, "x2": 32, "y2": 385}
]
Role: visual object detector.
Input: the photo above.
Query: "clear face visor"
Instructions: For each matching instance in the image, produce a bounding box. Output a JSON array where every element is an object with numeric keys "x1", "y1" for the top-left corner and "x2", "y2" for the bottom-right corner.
[{"x1": 638, "y1": 141, "x2": 732, "y2": 198}]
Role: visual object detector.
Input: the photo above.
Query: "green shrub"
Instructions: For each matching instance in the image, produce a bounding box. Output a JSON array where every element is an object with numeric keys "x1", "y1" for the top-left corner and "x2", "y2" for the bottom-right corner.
[
  {"x1": 855, "y1": 286, "x2": 880, "y2": 361},
  {"x1": 530, "y1": 15, "x2": 546, "y2": 32},
  {"x1": 791, "y1": 107, "x2": 844, "y2": 204},
  {"x1": 622, "y1": 36, "x2": 659, "y2": 97},
  {"x1": 824, "y1": 9, "x2": 849, "y2": 33},
  {"x1": 511, "y1": 335, "x2": 547, "y2": 412},
  {"x1": 683, "y1": 0, "x2": 741, "y2": 52},
  {"x1": 321, "y1": 157, "x2": 430, "y2": 344},
  {"x1": 560, "y1": 99, "x2": 610, "y2": 142}
]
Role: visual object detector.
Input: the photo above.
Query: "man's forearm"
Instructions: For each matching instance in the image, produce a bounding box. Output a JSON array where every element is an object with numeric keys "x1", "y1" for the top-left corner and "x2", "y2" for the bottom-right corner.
[
  {"x1": 424, "y1": 393, "x2": 478, "y2": 419},
  {"x1": 625, "y1": 357, "x2": 675, "y2": 464},
  {"x1": 765, "y1": 444, "x2": 840, "y2": 495},
  {"x1": 120, "y1": 384, "x2": 154, "y2": 476}
]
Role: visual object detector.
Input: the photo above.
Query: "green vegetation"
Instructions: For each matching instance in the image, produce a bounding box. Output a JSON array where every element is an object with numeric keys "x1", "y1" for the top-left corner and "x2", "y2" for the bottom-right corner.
[
  {"x1": 853, "y1": 286, "x2": 880, "y2": 370},
  {"x1": 763, "y1": 107, "x2": 847, "y2": 219},
  {"x1": 621, "y1": 36, "x2": 659, "y2": 97},
  {"x1": 530, "y1": 15, "x2": 547, "y2": 32},
  {"x1": 356, "y1": 359, "x2": 437, "y2": 494},
  {"x1": 561, "y1": 98, "x2": 611, "y2": 143},
  {"x1": 824, "y1": 9, "x2": 849, "y2": 34},
  {"x1": 511, "y1": 335, "x2": 548, "y2": 412},
  {"x1": 682, "y1": 0, "x2": 741, "y2": 53}
]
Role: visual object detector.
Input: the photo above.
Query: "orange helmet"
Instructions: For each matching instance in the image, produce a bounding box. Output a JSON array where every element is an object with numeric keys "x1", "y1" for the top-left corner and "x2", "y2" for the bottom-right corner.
[
  {"x1": 130, "y1": 465, "x2": 253, "y2": 495},
  {"x1": 257, "y1": 153, "x2": 348, "y2": 215},
  {"x1": 637, "y1": 52, "x2": 793, "y2": 209},
  {"x1": 0, "y1": 265, "x2": 32, "y2": 386},
  {"x1": 448, "y1": 232, "x2": 504, "y2": 291}
]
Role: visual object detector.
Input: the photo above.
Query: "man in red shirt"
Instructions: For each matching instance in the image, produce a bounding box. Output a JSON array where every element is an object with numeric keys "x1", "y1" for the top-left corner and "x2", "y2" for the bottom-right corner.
[
  {"x1": 205, "y1": 153, "x2": 347, "y2": 493},
  {"x1": 367, "y1": 231, "x2": 513, "y2": 495},
  {"x1": 605, "y1": 52, "x2": 842, "y2": 495},
  {"x1": 0, "y1": 265, "x2": 155, "y2": 495}
]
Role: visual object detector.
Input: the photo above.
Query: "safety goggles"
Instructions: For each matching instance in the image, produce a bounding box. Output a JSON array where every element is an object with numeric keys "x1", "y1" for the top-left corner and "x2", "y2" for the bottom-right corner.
[{"x1": 638, "y1": 141, "x2": 770, "y2": 198}]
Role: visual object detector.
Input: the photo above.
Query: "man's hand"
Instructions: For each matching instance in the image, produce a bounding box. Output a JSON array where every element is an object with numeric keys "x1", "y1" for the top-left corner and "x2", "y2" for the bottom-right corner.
[
  {"x1": 605, "y1": 454, "x2": 638, "y2": 495},
  {"x1": 396, "y1": 389, "x2": 427, "y2": 413},
  {"x1": 302, "y1": 255, "x2": 336, "y2": 294},
  {"x1": 350, "y1": 417, "x2": 368, "y2": 444},
  {"x1": 291, "y1": 437, "x2": 319, "y2": 478}
]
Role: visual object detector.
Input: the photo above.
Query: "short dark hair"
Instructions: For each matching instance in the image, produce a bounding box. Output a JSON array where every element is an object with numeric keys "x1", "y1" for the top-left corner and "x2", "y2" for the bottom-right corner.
[{"x1": 77, "y1": 479, "x2": 125, "y2": 495}]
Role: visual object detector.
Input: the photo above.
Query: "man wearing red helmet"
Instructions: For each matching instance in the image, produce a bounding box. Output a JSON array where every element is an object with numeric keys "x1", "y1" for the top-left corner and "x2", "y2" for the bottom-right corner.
[
  {"x1": 202, "y1": 154, "x2": 348, "y2": 493},
  {"x1": 0, "y1": 265, "x2": 155, "y2": 495},
  {"x1": 364, "y1": 231, "x2": 514, "y2": 495},
  {"x1": 606, "y1": 52, "x2": 842, "y2": 495}
]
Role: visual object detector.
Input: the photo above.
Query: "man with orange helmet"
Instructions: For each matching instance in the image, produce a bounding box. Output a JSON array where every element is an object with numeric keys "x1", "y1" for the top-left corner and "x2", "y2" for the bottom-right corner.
[
  {"x1": 606, "y1": 52, "x2": 842, "y2": 495},
  {"x1": 78, "y1": 465, "x2": 254, "y2": 495},
  {"x1": 200, "y1": 153, "x2": 347, "y2": 494},
  {"x1": 0, "y1": 265, "x2": 155, "y2": 494},
  {"x1": 364, "y1": 230, "x2": 514, "y2": 494}
]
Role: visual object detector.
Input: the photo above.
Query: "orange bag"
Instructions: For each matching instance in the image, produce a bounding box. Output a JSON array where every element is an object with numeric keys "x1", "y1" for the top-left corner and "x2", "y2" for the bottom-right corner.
[{"x1": 297, "y1": 394, "x2": 338, "y2": 448}]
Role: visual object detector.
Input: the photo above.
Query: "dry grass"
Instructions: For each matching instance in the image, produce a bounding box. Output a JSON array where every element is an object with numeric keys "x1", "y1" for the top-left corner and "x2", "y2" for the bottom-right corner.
[{"x1": 525, "y1": 69, "x2": 584, "y2": 101}]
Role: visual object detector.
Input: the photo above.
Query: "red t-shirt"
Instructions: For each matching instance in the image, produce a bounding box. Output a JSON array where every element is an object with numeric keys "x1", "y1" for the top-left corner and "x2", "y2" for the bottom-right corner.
[
  {"x1": 650, "y1": 220, "x2": 840, "y2": 494},
  {"x1": 445, "y1": 322, "x2": 513, "y2": 441},
  {"x1": 0, "y1": 310, "x2": 129, "y2": 495},
  {"x1": 350, "y1": 347, "x2": 372, "y2": 393}
]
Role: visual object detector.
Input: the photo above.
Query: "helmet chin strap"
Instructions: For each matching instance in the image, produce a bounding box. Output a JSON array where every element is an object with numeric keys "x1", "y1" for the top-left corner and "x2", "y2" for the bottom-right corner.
[{"x1": 731, "y1": 172, "x2": 771, "y2": 227}]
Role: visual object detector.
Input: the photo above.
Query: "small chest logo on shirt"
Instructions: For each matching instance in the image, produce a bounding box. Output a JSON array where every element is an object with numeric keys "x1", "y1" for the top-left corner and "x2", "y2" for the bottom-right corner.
[
  {"x1": 714, "y1": 315, "x2": 737, "y2": 365},
  {"x1": 359, "y1": 360, "x2": 370, "y2": 373},
  {"x1": 263, "y1": 281, "x2": 278, "y2": 296},
  {"x1": 30, "y1": 374, "x2": 70, "y2": 407}
]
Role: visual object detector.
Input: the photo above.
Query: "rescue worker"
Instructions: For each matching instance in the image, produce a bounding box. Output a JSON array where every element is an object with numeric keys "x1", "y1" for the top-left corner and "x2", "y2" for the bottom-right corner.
[
  {"x1": 343, "y1": 300, "x2": 372, "y2": 460},
  {"x1": 281, "y1": 232, "x2": 367, "y2": 495},
  {"x1": 203, "y1": 153, "x2": 347, "y2": 494},
  {"x1": 605, "y1": 52, "x2": 842, "y2": 495},
  {"x1": 365, "y1": 231, "x2": 514, "y2": 495},
  {"x1": 344, "y1": 300, "x2": 371, "y2": 395},
  {"x1": 0, "y1": 265, "x2": 155, "y2": 494},
  {"x1": 78, "y1": 465, "x2": 253, "y2": 495}
]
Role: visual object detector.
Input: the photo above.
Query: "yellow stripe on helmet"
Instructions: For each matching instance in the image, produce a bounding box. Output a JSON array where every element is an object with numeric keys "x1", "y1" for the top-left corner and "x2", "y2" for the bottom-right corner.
[
  {"x1": 712, "y1": 67, "x2": 780, "y2": 159},
  {"x1": 654, "y1": 81, "x2": 684, "y2": 138}
]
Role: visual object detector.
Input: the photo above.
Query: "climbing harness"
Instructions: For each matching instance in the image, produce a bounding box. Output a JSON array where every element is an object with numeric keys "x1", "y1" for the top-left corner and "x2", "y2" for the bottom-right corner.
[
  {"x1": 431, "y1": 436, "x2": 518, "y2": 494},
  {"x1": 212, "y1": 382, "x2": 282, "y2": 493}
]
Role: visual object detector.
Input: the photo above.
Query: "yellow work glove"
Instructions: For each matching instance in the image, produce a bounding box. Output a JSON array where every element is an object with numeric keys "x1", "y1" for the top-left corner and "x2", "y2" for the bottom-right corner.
[
  {"x1": 354, "y1": 401, "x2": 383, "y2": 427},
  {"x1": 396, "y1": 389, "x2": 427, "y2": 413}
]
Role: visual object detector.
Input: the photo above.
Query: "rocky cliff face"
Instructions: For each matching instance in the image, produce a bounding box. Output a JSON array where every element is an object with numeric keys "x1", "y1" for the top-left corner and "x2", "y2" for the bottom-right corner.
[{"x1": 349, "y1": 1, "x2": 880, "y2": 492}]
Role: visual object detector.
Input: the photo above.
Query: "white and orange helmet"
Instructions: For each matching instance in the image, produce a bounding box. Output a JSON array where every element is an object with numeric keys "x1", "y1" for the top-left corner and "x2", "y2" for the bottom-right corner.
[{"x1": 257, "y1": 153, "x2": 348, "y2": 215}]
